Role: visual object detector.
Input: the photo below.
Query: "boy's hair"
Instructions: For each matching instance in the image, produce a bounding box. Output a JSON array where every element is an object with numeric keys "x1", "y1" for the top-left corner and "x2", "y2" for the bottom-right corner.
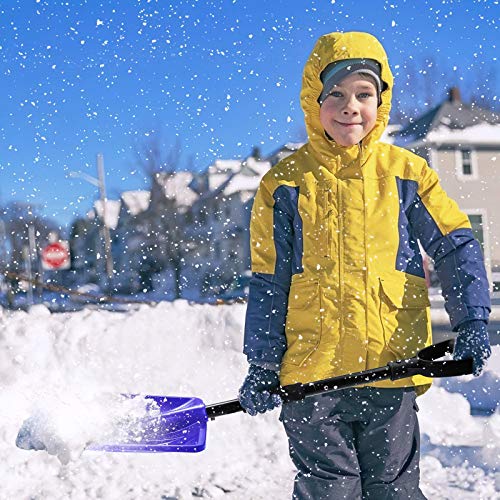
[{"x1": 318, "y1": 58, "x2": 383, "y2": 105}]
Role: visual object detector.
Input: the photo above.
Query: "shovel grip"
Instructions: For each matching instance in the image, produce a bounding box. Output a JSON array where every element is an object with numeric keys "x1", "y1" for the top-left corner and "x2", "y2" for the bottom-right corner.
[{"x1": 388, "y1": 339, "x2": 473, "y2": 380}]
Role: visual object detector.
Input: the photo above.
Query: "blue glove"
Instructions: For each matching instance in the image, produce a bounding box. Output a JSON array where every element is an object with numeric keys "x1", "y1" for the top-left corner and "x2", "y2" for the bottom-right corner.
[
  {"x1": 16, "y1": 417, "x2": 47, "y2": 451},
  {"x1": 238, "y1": 364, "x2": 282, "y2": 416},
  {"x1": 453, "y1": 320, "x2": 491, "y2": 376}
]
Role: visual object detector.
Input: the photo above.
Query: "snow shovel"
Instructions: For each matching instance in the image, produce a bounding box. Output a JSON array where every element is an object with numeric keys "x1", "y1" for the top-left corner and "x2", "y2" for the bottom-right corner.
[{"x1": 88, "y1": 338, "x2": 472, "y2": 454}]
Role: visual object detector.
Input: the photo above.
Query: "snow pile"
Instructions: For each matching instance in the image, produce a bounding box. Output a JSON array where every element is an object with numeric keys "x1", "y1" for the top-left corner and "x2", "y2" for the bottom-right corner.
[
  {"x1": 15, "y1": 392, "x2": 162, "y2": 464},
  {"x1": 15, "y1": 391, "x2": 115, "y2": 464},
  {"x1": 0, "y1": 302, "x2": 498, "y2": 499}
]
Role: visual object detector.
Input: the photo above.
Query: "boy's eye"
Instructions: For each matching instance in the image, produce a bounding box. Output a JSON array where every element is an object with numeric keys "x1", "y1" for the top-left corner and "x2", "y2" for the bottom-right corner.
[{"x1": 327, "y1": 91, "x2": 375, "y2": 99}]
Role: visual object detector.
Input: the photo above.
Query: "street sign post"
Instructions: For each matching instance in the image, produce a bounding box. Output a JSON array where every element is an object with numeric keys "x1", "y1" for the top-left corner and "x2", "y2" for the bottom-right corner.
[{"x1": 41, "y1": 241, "x2": 71, "y2": 271}]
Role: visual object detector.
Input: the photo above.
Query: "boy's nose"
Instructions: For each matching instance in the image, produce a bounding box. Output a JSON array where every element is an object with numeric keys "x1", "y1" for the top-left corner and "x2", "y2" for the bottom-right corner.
[
  {"x1": 342, "y1": 107, "x2": 359, "y2": 115},
  {"x1": 342, "y1": 97, "x2": 359, "y2": 114}
]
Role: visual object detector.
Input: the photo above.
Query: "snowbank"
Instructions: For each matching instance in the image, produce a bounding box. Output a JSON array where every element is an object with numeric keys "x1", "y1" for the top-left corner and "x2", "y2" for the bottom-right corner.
[{"x1": 0, "y1": 302, "x2": 498, "y2": 499}]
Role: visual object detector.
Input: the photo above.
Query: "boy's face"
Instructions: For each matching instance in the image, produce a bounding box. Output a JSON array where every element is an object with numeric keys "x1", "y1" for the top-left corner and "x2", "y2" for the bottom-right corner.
[{"x1": 319, "y1": 73, "x2": 378, "y2": 147}]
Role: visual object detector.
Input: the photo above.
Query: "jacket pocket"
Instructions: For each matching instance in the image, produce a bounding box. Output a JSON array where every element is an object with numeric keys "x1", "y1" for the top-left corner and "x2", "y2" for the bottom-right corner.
[
  {"x1": 378, "y1": 274, "x2": 431, "y2": 360},
  {"x1": 283, "y1": 279, "x2": 322, "y2": 366}
]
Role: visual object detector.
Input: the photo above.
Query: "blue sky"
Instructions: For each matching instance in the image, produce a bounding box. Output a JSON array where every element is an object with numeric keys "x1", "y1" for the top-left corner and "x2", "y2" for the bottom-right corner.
[{"x1": 1, "y1": 0, "x2": 498, "y2": 227}]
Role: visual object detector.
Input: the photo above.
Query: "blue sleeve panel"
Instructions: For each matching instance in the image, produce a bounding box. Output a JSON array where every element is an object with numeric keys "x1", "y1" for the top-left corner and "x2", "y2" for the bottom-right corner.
[
  {"x1": 407, "y1": 192, "x2": 491, "y2": 330},
  {"x1": 395, "y1": 178, "x2": 425, "y2": 278},
  {"x1": 243, "y1": 185, "x2": 303, "y2": 365},
  {"x1": 243, "y1": 272, "x2": 290, "y2": 365},
  {"x1": 275, "y1": 186, "x2": 304, "y2": 276}
]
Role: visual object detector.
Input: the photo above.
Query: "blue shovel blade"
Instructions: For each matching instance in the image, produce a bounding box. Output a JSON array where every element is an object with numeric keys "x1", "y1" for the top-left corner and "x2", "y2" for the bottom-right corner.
[{"x1": 87, "y1": 395, "x2": 208, "y2": 453}]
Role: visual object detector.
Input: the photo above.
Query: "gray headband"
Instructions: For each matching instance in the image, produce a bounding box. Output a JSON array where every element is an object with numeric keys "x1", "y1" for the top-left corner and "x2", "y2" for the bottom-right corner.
[{"x1": 318, "y1": 58, "x2": 383, "y2": 105}]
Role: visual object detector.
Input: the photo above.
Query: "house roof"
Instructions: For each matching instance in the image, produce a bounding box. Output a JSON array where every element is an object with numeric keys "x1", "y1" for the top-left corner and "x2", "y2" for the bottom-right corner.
[
  {"x1": 209, "y1": 159, "x2": 241, "y2": 174},
  {"x1": 199, "y1": 157, "x2": 271, "y2": 194},
  {"x1": 426, "y1": 122, "x2": 500, "y2": 146},
  {"x1": 380, "y1": 124, "x2": 401, "y2": 144},
  {"x1": 222, "y1": 168, "x2": 267, "y2": 197},
  {"x1": 120, "y1": 190, "x2": 151, "y2": 216},
  {"x1": 398, "y1": 88, "x2": 500, "y2": 145},
  {"x1": 240, "y1": 157, "x2": 270, "y2": 177},
  {"x1": 154, "y1": 171, "x2": 198, "y2": 207},
  {"x1": 93, "y1": 199, "x2": 121, "y2": 230},
  {"x1": 265, "y1": 142, "x2": 305, "y2": 166}
]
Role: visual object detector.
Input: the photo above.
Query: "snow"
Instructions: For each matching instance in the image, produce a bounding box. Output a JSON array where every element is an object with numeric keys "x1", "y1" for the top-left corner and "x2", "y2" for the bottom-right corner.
[
  {"x1": 207, "y1": 172, "x2": 234, "y2": 192},
  {"x1": 202, "y1": 157, "x2": 271, "y2": 196},
  {"x1": 93, "y1": 199, "x2": 122, "y2": 230},
  {"x1": 398, "y1": 121, "x2": 500, "y2": 149},
  {"x1": 155, "y1": 171, "x2": 198, "y2": 207},
  {"x1": 210, "y1": 160, "x2": 242, "y2": 174},
  {"x1": 0, "y1": 302, "x2": 498, "y2": 499},
  {"x1": 222, "y1": 171, "x2": 265, "y2": 197},
  {"x1": 121, "y1": 190, "x2": 151, "y2": 216},
  {"x1": 242, "y1": 157, "x2": 272, "y2": 177},
  {"x1": 426, "y1": 122, "x2": 500, "y2": 145}
]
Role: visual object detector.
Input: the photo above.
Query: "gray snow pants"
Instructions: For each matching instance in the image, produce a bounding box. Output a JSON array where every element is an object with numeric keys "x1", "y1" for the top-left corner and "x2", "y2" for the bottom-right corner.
[{"x1": 280, "y1": 387, "x2": 426, "y2": 500}]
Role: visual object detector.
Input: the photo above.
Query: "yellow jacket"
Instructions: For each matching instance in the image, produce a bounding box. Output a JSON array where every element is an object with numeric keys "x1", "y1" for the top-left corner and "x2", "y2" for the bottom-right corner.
[{"x1": 243, "y1": 32, "x2": 490, "y2": 390}]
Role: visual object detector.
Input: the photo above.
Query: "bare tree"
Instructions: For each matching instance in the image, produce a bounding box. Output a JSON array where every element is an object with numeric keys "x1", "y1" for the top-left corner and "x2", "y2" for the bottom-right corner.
[
  {"x1": 131, "y1": 132, "x2": 192, "y2": 299},
  {"x1": 391, "y1": 53, "x2": 499, "y2": 124},
  {"x1": 0, "y1": 202, "x2": 59, "y2": 305},
  {"x1": 135, "y1": 130, "x2": 182, "y2": 176},
  {"x1": 0, "y1": 202, "x2": 59, "y2": 273}
]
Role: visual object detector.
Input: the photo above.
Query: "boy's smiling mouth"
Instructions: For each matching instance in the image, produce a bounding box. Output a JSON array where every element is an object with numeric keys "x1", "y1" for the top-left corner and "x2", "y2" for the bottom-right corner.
[{"x1": 336, "y1": 121, "x2": 362, "y2": 127}]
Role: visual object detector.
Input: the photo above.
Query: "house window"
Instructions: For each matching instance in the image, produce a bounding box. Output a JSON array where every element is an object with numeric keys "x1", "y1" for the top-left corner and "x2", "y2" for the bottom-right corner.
[
  {"x1": 455, "y1": 148, "x2": 478, "y2": 180},
  {"x1": 465, "y1": 210, "x2": 493, "y2": 292},
  {"x1": 461, "y1": 149, "x2": 472, "y2": 175},
  {"x1": 468, "y1": 214, "x2": 484, "y2": 252},
  {"x1": 492, "y1": 265, "x2": 500, "y2": 293}
]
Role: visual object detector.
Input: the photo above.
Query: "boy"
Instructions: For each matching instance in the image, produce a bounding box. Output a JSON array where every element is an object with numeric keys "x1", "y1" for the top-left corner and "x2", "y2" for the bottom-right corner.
[{"x1": 239, "y1": 31, "x2": 491, "y2": 499}]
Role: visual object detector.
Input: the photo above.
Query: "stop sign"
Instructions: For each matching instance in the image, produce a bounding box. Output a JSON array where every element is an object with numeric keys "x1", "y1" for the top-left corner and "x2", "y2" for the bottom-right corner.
[{"x1": 41, "y1": 241, "x2": 71, "y2": 270}]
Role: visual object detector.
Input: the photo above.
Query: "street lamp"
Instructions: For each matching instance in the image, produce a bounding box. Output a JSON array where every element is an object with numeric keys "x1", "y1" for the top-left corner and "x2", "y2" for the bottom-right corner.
[{"x1": 69, "y1": 153, "x2": 114, "y2": 281}]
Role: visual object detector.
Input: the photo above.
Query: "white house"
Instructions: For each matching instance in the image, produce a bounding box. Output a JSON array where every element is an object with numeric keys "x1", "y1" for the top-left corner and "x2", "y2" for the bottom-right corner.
[{"x1": 396, "y1": 87, "x2": 500, "y2": 291}]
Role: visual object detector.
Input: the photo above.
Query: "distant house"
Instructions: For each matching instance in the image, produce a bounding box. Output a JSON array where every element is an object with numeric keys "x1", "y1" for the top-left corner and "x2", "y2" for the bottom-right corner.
[
  {"x1": 186, "y1": 155, "x2": 272, "y2": 298},
  {"x1": 150, "y1": 171, "x2": 198, "y2": 212},
  {"x1": 266, "y1": 142, "x2": 304, "y2": 166},
  {"x1": 120, "y1": 190, "x2": 151, "y2": 217},
  {"x1": 396, "y1": 87, "x2": 500, "y2": 291}
]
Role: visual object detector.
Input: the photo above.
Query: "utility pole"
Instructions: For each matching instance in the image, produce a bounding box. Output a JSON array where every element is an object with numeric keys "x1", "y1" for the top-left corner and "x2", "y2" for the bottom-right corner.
[
  {"x1": 0, "y1": 219, "x2": 14, "y2": 308},
  {"x1": 0, "y1": 219, "x2": 6, "y2": 275},
  {"x1": 69, "y1": 154, "x2": 114, "y2": 286},
  {"x1": 96, "y1": 153, "x2": 114, "y2": 281},
  {"x1": 28, "y1": 224, "x2": 37, "y2": 303}
]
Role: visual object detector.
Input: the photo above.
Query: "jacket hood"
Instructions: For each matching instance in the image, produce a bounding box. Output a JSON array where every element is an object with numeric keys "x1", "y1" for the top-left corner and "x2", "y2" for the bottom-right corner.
[{"x1": 300, "y1": 31, "x2": 394, "y2": 169}]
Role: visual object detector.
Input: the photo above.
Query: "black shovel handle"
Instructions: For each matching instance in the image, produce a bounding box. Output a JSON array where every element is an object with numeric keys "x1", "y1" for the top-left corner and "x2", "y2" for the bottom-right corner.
[
  {"x1": 205, "y1": 339, "x2": 472, "y2": 419},
  {"x1": 388, "y1": 338, "x2": 473, "y2": 380}
]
